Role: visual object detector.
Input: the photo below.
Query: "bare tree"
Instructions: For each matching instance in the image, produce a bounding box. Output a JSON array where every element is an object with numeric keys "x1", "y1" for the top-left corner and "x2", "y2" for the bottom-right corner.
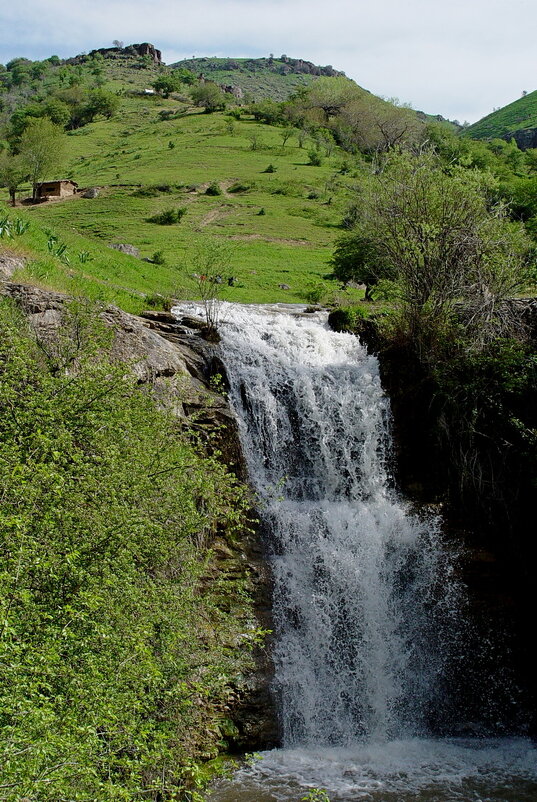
[{"x1": 193, "y1": 240, "x2": 233, "y2": 339}]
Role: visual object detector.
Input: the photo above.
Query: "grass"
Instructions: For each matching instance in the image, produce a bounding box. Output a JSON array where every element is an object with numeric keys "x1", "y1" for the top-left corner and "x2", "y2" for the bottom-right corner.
[
  {"x1": 465, "y1": 90, "x2": 537, "y2": 140},
  {"x1": 1, "y1": 89, "x2": 364, "y2": 309}
]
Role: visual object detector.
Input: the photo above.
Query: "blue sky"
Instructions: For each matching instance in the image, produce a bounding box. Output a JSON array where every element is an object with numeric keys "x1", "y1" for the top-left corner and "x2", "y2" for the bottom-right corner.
[{"x1": 1, "y1": 0, "x2": 535, "y2": 123}]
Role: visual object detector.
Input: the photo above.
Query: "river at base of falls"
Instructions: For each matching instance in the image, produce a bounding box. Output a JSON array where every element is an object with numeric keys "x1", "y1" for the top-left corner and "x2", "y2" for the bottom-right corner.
[
  {"x1": 208, "y1": 738, "x2": 537, "y2": 801},
  {"x1": 172, "y1": 303, "x2": 537, "y2": 802}
]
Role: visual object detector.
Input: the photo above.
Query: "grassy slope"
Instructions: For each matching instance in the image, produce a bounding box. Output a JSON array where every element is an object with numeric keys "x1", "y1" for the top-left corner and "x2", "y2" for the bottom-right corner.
[
  {"x1": 465, "y1": 90, "x2": 537, "y2": 140},
  {"x1": 2, "y1": 84, "x2": 360, "y2": 309}
]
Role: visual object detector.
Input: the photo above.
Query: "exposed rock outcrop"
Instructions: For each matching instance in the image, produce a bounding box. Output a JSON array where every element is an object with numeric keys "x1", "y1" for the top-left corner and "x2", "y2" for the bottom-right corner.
[
  {"x1": 0, "y1": 249, "x2": 25, "y2": 280},
  {"x1": 88, "y1": 42, "x2": 162, "y2": 64},
  {"x1": 355, "y1": 314, "x2": 537, "y2": 734},
  {"x1": 505, "y1": 128, "x2": 537, "y2": 150},
  {"x1": 109, "y1": 243, "x2": 140, "y2": 257}
]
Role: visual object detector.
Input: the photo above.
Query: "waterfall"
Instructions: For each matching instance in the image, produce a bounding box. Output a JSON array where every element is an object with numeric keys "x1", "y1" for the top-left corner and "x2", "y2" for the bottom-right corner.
[
  {"x1": 174, "y1": 302, "x2": 537, "y2": 802},
  {"x1": 214, "y1": 303, "x2": 459, "y2": 747}
]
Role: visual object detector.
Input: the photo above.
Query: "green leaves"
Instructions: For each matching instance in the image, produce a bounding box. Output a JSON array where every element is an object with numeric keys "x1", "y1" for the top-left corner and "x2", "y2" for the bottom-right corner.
[{"x1": 0, "y1": 299, "x2": 253, "y2": 799}]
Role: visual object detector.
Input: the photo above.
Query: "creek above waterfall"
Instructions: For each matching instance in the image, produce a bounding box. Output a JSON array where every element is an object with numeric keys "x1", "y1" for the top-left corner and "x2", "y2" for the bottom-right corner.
[{"x1": 173, "y1": 302, "x2": 537, "y2": 801}]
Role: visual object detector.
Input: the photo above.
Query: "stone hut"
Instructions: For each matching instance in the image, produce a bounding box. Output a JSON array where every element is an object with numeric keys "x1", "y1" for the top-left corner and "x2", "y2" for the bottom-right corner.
[{"x1": 36, "y1": 180, "x2": 78, "y2": 200}]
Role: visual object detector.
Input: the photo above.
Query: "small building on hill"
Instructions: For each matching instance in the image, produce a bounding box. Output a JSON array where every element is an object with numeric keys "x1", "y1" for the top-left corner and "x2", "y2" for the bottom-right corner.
[{"x1": 36, "y1": 180, "x2": 78, "y2": 200}]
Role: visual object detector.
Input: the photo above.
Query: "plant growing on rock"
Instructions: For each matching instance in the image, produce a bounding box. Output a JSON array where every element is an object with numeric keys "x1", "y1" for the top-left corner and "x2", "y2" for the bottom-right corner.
[{"x1": 193, "y1": 238, "x2": 232, "y2": 339}]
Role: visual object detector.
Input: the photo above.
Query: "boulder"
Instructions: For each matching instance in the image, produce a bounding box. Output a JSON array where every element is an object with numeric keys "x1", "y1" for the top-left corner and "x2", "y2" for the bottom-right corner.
[
  {"x1": 0, "y1": 249, "x2": 26, "y2": 281},
  {"x1": 82, "y1": 187, "x2": 100, "y2": 199},
  {"x1": 109, "y1": 243, "x2": 140, "y2": 257}
]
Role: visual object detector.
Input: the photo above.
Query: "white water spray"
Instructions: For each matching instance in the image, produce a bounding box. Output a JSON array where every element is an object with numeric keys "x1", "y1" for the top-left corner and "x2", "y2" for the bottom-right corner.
[
  {"x1": 174, "y1": 303, "x2": 537, "y2": 801},
  {"x1": 211, "y1": 304, "x2": 457, "y2": 746}
]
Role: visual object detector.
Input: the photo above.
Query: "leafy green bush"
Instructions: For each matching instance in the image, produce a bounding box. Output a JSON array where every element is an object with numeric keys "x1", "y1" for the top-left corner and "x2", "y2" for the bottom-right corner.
[
  {"x1": 327, "y1": 305, "x2": 365, "y2": 332},
  {"x1": 0, "y1": 299, "x2": 253, "y2": 800},
  {"x1": 146, "y1": 207, "x2": 186, "y2": 225},
  {"x1": 152, "y1": 249, "x2": 166, "y2": 265},
  {"x1": 133, "y1": 185, "x2": 173, "y2": 198},
  {"x1": 205, "y1": 181, "x2": 222, "y2": 196},
  {"x1": 228, "y1": 181, "x2": 251, "y2": 193}
]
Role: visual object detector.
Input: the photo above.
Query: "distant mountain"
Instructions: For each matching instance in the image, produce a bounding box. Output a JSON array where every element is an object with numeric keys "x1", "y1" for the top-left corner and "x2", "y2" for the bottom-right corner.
[
  {"x1": 169, "y1": 55, "x2": 345, "y2": 101},
  {"x1": 465, "y1": 91, "x2": 537, "y2": 149}
]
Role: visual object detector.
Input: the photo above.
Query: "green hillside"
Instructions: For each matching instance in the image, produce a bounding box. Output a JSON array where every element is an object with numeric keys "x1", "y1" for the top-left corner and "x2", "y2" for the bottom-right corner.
[
  {"x1": 1, "y1": 52, "x2": 362, "y2": 309},
  {"x1": 7, "y1": 110, "x2": 355, "y2": 307},
  {"x1": 465, "y1": 90, "x2": 537, "y2": 145},
  {"x1": 170, "y1": 55, "x2": 343, "y2": 101}
]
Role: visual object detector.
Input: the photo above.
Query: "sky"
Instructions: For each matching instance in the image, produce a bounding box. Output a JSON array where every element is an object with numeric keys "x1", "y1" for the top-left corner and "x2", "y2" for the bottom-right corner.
[{"x1": 0, "y1": 0, "x2": 535, "y2": 124}]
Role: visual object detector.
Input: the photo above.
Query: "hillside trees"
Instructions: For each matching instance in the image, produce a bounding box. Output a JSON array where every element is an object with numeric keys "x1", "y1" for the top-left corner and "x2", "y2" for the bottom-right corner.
[
  {"x1": 190, "y1": 81, "x2": 227, "y2": 112},
  {"x1": 346, "y1": 151, "x2": 532, "y2": 348},
  {"x1": 152, "y1": 68, "x2": 195, "y2": 97},
  {"x1": 18, "y1": 118, "x2": 66, "y2": 200},
  {"x1": 0, "y1": 152, "x2": 28, "y2": 205},
  {"x1": 330, "y1": 233, "x2": 394, "y2": 300}
]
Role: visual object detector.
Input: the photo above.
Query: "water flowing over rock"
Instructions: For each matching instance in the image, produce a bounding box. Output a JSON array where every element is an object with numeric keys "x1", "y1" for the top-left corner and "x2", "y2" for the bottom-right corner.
[
  {"x1": 212, "y1": 303, "x2": 461, "y2": 745},
  {"x1": 204, "y1": 302, "x2": 537, "y2": 802}
]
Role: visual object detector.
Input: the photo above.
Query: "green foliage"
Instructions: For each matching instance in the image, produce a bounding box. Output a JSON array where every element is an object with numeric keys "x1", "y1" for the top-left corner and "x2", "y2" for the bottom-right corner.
[
  {"x1": 330, "y1": 233, "x2": 393, "y2": 300},
  {"x1": 349, "y1": 150, "x2": 533, "y2": 349},
  {"x1": 132, "y1": 184, "x2": 174, "y2": 198},
  {"x1": 205, "y1": 181, "x2": 222, "y2": 196},
  {"x1": 146, "y1": 206, "x2": 187, "y2": 225},
  {"x1": 151, "y1": 70, "x2": 194, "y2": 98},
  {"x1": 327, "y1": 305, "x2": 364, "y2": 331},
  {"x1": 301, "y1": 790, "x2": 331, "y2": 802},
  {"x1": 307, "y1": 148, "x2": 323, "y2": 166},
  {"x1": 227, "y1": 181, "x2": 251, "y2": 193},
  {"x1": 0, "y1": 298, "x2": 253, "y2": 800},
  {"x1": 190, "y1": 82, "x2": 227, "y2": 113},
  {"x1": 18, "y1": 118, "x2": 66, "y2": 199},
  {"x1": 152, "y1": 249, "x2": 166, "y2": 264}
]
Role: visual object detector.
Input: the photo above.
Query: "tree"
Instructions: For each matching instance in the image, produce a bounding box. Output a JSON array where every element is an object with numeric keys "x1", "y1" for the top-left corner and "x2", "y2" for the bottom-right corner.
[
  {"x1": 0, "y1": 152, "x2": 28, "y2": 205},
  {"x1": 302, "y1": 76, "x2": 357, "y2": 120},
  {"x1": 151, "y1": 74, "x2": 182, "y2": 98},
  {"x1": 353, "y1": 151, "x2": 532, "y2": 345},
  {"x1": 83, "y1": 88, "x2": 120, "y2": 120},
  {"x1": 193, "y1": 239, "x2": 232, "y2": 338},
  {"x1": 330, "y1": 233, "x2": 393, "y2": 300},
  {"x1": 190, "y1": 81, "x2": 227, "y2": 112},
  {"x1": 18, "y1": 118, "x2": 66, "y2": 201}
]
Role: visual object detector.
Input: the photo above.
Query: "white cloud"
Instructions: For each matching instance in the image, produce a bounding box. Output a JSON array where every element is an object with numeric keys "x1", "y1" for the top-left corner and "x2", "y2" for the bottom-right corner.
[{"x1": 1, "y1": 0, "x2": 536, "y2": 122}]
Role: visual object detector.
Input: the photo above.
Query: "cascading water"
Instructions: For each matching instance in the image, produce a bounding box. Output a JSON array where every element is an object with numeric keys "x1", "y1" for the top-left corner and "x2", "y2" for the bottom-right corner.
[
  {"x1": 174, "y1": 302, "x2": 537, "y2": 802},
  {"x1": 217, "y1": 303, "x2": 458, "y2": 747}
]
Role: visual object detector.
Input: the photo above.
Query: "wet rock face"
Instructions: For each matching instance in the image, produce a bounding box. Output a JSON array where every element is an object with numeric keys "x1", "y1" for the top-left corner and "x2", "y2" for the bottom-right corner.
[{"x1": 357, "y1": 319, "x2": 537, "y2": 735}]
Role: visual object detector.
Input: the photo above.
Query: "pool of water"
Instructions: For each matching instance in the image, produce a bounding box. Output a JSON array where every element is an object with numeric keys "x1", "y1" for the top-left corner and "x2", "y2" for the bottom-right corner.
[{"x1": 208, "y1": 738, "x2": 537, "y2": 802}]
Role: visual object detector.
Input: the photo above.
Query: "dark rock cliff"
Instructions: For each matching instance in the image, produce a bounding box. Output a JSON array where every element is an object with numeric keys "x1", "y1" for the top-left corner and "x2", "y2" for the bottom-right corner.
[{"x1": 353, "y1": 310, "x2": 537, "y2": 735}]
